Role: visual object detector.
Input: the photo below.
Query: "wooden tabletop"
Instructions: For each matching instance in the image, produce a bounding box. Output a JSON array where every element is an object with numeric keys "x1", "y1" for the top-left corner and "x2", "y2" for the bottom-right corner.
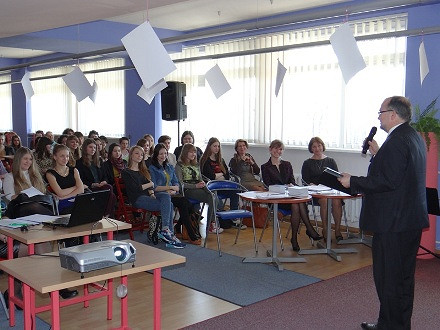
[
  {"x1": 0, "y1": 240, "x2": 185, "y2": 293},
  {"x1": 0, "y1": 218, "x2": 131, "y2": 244}
]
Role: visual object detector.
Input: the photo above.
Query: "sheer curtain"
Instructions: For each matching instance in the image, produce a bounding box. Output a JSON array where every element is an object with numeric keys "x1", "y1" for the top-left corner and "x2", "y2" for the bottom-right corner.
[
  {"x1": 165, "y1": 14, "x2": 407, "y2": 150},
  {"x1": 30, "y1": 58, "x2": 125, "y2": 136},
  {"x1": 0, "y1": 75, "x2": 13, "y2": 131}
]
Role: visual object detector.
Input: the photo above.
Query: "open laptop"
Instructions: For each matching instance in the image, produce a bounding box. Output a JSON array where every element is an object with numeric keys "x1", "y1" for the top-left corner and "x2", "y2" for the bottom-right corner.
[{"x1": 46, "y1": 190, "x2": 110, "y2": 227}]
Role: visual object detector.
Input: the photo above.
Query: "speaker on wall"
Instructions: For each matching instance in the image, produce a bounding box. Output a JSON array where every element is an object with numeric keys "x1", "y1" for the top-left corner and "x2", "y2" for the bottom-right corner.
[{"x1": 161, "y1": 81, "x2": 187, "y2": 121}]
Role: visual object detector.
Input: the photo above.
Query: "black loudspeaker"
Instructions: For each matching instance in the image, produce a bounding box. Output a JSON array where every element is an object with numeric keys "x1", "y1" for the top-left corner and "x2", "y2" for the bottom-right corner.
[{"x1": 161, "y1": 81, "x2": 187, "y2": 121}]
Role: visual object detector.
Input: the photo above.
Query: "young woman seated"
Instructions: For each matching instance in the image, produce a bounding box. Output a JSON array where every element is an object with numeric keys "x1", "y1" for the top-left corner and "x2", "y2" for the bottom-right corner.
[
  {"x1": 10, "y1": 135, "x2": 22, "y2": 154},
  {"x1": 149, "y1": 143, "x2": 201, "y2": 244},
  {"x1": 33, "y1": 136, "x2": 53, "y2": 178},
  {"x1": 75, "y1": 138, "x2": 116, "y2": 217},
  {"x1": 261, "y1": 139, "x2": 323, "y2": 251},
  {"x1": 121, "y1": 146, "x2": 185, "y2": 249},
  {"x1": 173, "y1": 131, "x2": 203, "y2": 160},
  {"x1": 229, "y1": 139, "x2": 266, "y2": 191},
  {"x1": 46, "y1": 144, "x2": 85, "y2": 214},
  {"x1": 66, "y1": 135, "x2": 81, "y2": 167},
  {"x1": 56, "y1": 134, "x2": 68, "y2": 145},
  {"x1": 200, "y1": 137, "x2": 243, "y2": 229},
  {"x1": 143, "y1": 134, "x2": 155, "y2": 158},
  {"x1": 136, "y1": 138, "x2": 152, "y2": 167},
  {"x1": 175, "y1": 143, "x2": 220, "y2": 235},
  {"x1": 101, "y1": 143, "x2": 126, "y2": 187},
  {"x1": 119, "y1": 137, "x2": 130, "y2": 163}
]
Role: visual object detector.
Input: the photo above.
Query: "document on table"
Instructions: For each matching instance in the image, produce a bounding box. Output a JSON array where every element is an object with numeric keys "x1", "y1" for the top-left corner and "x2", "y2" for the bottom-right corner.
[
  {"x1": 0, "y1": 214, "x2": 61, "y2": 228},
  {"x1": 306, "y1": 184, "x2": 332, "y2": 192},
  {"x1": 21, "y1": 186, "x2": 44, "y2": 198}
]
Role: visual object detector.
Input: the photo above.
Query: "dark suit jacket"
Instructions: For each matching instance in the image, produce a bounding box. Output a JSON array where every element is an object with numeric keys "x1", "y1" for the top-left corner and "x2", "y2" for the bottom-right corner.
[
  {"x1": 261, "y1": 159, "x2": 296, "y2": 186},
  {"x1": 350, "y1": 122, "x2": 429, "y2": 233},
  {"x1": 75, "y1": 157, "x2": 105, "y2": 187}
]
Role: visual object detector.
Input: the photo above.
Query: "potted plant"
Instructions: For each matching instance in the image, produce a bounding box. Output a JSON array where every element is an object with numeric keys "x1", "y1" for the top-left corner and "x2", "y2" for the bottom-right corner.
[{"x1": 411, "y1": 96, "x2": 440, "y2": 151}]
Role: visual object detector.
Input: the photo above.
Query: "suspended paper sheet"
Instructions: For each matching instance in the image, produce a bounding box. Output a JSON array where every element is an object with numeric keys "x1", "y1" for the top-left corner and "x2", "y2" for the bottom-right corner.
[
  {"x1": 275, "y1": 59, "x2": 287, "y2": 97},
  {"x1": 137, "y1": 79, "x2": 168, "y2": 105},
  {"x1": 89, "y1": 81, "x2": 98, "y2": 103},
  {"x1": 419, "y1": 41, "x2": 429, "y2": 85},
  {"x1": 205, "y1": 64, "x2": 231, "y2": 99},
  {"x1": 21, "y1": 71, "x2": 34, "y2": 99},
  {"x1": 122, "y1": 21, "x2": 176, "y2": 89},
  {"x1": 330, "y1": 23, "x2": 366, "y2": 84},
  {"x1": 62, "y1": 67, "x2": 94, "y2": 102}
]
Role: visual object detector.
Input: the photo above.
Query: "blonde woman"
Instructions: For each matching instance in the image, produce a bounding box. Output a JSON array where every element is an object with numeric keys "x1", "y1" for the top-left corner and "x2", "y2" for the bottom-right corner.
[{"x1": 66, "y1": 135, "x2": 81, "y2": 167}]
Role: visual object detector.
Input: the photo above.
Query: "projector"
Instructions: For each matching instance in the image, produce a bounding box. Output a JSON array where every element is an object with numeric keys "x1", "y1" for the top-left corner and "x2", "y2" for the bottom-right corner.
[{"x1": 59, "y1": 240, "x2": 136, "y2": 273}]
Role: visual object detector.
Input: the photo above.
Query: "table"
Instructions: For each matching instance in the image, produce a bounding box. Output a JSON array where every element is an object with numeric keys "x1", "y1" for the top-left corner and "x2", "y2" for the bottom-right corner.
[
  {"x1": 0, "y1": 218, "x2": 131, "y2": 327},
  {"x1": 0, "y1": 240, "x2": 185, "y2": 330},
  {"x1": 239, "y1": 192, "x2": 309, "y2": 271},
  {"x1": 298, "y1": 192, "x2": 359, "y2": 261}
]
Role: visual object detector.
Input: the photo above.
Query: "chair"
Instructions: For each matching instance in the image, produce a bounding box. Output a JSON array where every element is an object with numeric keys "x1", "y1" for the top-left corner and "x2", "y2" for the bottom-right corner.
[
  {"x1": 114, "y1": 177, "x2": 150, "y2": 240},
  {"x1": 205, "y1": 180, "x2": 256, "y2": 256},
  {"x1": 0, "y1": 258, "x2": 8, "y2": 319}
]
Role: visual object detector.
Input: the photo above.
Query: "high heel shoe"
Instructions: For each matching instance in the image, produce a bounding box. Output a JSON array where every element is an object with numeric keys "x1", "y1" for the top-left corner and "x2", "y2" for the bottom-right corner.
[
  {"x1": 290, "y1": 238, "x2": 300, "y2": 252},
  {"x1": 306, "y1": 229, "x2": 323, "y2": 241}
]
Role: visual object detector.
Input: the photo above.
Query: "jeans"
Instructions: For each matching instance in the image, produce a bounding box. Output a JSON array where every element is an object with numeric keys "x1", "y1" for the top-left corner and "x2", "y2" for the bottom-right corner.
[{"x1": 134, "y1": 192, "x2": 173, "y2": 233}]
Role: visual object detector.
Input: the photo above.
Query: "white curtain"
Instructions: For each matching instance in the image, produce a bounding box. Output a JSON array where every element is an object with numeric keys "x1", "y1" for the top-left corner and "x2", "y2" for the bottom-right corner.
[
  {"x1": 0, "y1": 75, "x2": 13, "y2": 131},
  {"x1": 165, "y1": 14, "x2": 407, "y2": 150},
  {"x1": 30, "y1": 58, "x2": 125, "y2": 136}
]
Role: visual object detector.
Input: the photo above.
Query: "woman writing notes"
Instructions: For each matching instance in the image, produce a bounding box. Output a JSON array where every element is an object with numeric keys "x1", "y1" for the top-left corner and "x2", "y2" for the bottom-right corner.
[
  {"x1": 301, "y1": 137, "x2": 343, "y2": 241},
  {"x1": 261, "y1": 139, "x2": 322, "y2": 251}
]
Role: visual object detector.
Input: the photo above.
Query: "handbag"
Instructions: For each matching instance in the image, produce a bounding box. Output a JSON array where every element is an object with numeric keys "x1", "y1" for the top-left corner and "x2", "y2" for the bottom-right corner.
[{"x1": 5, "y1": 193, "x2": 54, "y2": 219}]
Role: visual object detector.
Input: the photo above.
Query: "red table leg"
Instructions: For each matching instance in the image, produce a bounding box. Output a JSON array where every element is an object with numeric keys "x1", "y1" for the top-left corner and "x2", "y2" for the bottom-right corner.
[
  {"x1": 108, "y1": 278, "x2": 113, "y2": 320},
  {"x1": 153, "y1": 268, "x2": 161, "y2": 330},
  {"x1": 23, "y1": 283, "x2": 31, "y2": 330},
  {"x1": 51, "y1": 290, "x2": 61, "y2": 330},
  {"x1": 107, "y1": 231, "x2": 114, "y2": 240},
  {"x1": 8, "y1": 274, "x2": 15, "y2": 326},
  {"x1": 120, "y1": 276, "x2": 128, "y2": 327}
]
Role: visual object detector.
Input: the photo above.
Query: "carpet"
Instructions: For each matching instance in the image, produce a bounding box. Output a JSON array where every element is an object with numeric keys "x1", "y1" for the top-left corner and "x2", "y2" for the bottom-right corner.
[
  {"x1": 184, "y1": 258, "x2": 440, "y2": 329},
  {"x1": 117, "y1": 231, "x2": 321, "y2": 307},
  {"x1": 0, "y1": 307, "x2": 51, "y2": 329}
]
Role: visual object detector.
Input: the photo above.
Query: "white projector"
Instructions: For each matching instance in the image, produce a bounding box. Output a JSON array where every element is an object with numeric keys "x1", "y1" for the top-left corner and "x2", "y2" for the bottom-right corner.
[{"x1": 59, "y1": 240, "x2": 136, "y2": 274}]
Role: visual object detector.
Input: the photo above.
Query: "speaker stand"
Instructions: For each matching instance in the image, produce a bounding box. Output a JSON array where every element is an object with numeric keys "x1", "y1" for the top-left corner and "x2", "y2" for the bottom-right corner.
[{"x1": 177, "y1": 120, "x2": 181, "y2": 142}]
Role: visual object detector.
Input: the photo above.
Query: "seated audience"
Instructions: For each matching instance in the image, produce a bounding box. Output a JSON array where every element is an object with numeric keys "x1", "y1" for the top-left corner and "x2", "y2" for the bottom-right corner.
[
  {"x1": 175, "y1": 144, "x2": 219, "y2": 234},
  {"x1": 88, "y1": 130, "x2": 99, "y2": 139},
  {"x1": 93, "y1": 137, "x2": 105, "y2": 164},
  {"x1": 45, "y1": 131, "x2": 54, "y2": 142},
  {"x1": 261, "y1": 139, "x2": 322, "y2": 251},
  {"x1": 150, "y1": 143, "x2": 201, "y2": 244},
  {"x1": 143, "y1": 134, "x2": 155, "y2": 157},
  {"x1": 158, "y1": 135, "x2": 176, "y2": 166},
  {"x1": 101, "y1": 143, "x2": 126, "y2": 186},
  {"x1": 136, "y1": 138, "x2": 152, "y2": 167},
  {"x1": 34, "y1": 136, "x2": 53, "y2": 178},
  {"x1": 200, "y1": 137, "x2": 242, "y2": 229},
  {"x1": 301, "y1": 136, "x2": 343, "y2": 241},
  {"x1": 73, "y1": 131, "x2": 84, "y2": 146},
  {"x1": 121, "y1": 146, "x2": 184, "y2": 248},
  {"x1": 119, "y1": 137, "x2": 130, "y2": 162},
  {"x1": 99, "y1": 135, "x2": 109, "y2": 160},
  {"x1": 75, "y1": 138, "x2": 116, "y2": 217},
  {"x1": 30, "y1": 130, "x2": 44, "y2": 150},
  {"x1": 10, "y1": 135, "x2": 22, "y2": 154},
  {"x1": 173, "y1": 131, "x2": 203, "y2": 160},
  {"x1": 0, "y1": 133, "x2": 14, "y2": 158},
  {"x1": 62, "y1": 128, "x2": 74, "y2": 136},
  {"x1": 229, "y1": 139, "x2": 266, "y2": 191}
]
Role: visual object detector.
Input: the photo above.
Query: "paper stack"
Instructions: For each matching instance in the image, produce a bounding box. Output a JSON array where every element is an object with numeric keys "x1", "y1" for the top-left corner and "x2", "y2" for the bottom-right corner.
[{"x1": 287, "y1": 186, "x2": 309, "y2": 198}]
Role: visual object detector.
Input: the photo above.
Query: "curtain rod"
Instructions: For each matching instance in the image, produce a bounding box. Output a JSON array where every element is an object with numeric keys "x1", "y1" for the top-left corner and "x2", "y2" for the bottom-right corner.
[
  {"x1": 0, "y1": 0, "x2": 432, "y2": 75},
  {"x1": 1, "y1": 25, "x2": 439, "y2": 86}
]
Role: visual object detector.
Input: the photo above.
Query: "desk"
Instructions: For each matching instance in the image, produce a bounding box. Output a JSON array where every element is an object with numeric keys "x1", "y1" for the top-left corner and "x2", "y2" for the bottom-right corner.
[
  {"x1": 0, "y1": 218, "x2": 131, "y2": 327},
  {"x1": 299, "y1": 192, "x2": 358, "y2": 261},
  {"x1": 0, "y1": 240, "x2": 185, "y2": 330},
  {"x1": 239, "y1": 192, "x2": 308, "y2": 271}
]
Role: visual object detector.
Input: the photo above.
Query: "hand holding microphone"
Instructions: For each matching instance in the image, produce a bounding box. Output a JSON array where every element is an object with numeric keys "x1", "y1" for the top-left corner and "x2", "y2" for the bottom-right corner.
[{"x1": 362, "y1": 127, "x2": 377, "y2": 155}]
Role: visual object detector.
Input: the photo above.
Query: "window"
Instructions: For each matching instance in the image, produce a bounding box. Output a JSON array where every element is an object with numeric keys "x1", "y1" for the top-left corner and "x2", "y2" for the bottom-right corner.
[
  {"x1": 0, "y1": 75, "x2": 13, "y2": 132},
  {"x1": 30, "y1": 58, "x2": 125, "y2": 137},
  {"x1": 164, "y1": 14, "x2": 407, "y2": 150}
]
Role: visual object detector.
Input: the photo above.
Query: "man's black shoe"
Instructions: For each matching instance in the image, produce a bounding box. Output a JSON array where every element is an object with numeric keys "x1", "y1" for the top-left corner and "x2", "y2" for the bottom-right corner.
[
  {"x1": 59, "y1": 288, "x2": 78, "y2": 299},
  {"x1": 361, "y1": 322, "x2": 379, "y2": 329}
]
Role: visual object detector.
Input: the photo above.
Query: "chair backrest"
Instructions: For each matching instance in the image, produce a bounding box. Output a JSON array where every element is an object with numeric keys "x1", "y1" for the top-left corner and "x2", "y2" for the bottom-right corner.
[
  {"x1": 114, "y1": 177, "x2": 130, "y2": 210},
  {"x1": 206, "y1": 180, "x2": 248, "y2": 193}
]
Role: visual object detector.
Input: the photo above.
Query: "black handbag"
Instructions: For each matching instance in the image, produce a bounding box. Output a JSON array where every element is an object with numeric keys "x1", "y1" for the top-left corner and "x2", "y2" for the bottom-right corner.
[{"x1": 5, "y1": 193, "x2": 54, "y2": 219}]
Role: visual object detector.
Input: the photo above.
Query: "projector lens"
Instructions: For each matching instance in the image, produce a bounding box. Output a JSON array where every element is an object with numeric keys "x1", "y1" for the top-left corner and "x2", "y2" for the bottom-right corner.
[{"x1": 113, "y1": 247, "x2": 126, "y2": 261}]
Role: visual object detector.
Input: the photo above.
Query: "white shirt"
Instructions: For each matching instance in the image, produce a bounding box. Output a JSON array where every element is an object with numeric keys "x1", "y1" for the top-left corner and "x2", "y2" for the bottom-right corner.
[{"x1": 3, "y1": 170, "x2": 31, "y2": 200}]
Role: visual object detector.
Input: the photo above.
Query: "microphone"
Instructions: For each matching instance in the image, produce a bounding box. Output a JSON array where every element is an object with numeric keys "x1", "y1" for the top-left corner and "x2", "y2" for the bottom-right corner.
[{"x1": 361, "y1": 127, "x2": 377, "y2": 155}]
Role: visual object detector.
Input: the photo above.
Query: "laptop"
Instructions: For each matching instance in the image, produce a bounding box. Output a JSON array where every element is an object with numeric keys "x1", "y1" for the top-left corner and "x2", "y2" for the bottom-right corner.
[{"x1": 47, "y1": 190, "x2": 110, "y2": 227}]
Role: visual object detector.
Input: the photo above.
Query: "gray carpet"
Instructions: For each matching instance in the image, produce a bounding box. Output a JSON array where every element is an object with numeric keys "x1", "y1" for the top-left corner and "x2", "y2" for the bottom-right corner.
[
  {"x1": 117, "y1": 230, "x2": 321, "y2": 306},
  {"x1": 0, "y1": 307, "x2": 51, "y2": 329}
]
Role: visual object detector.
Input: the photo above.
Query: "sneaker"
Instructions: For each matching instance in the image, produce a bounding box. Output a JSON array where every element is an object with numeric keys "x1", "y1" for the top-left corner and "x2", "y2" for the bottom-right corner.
[
  {"x1": 208, "y1": 224, "x2": 224, "y2": 234},
  {"x1": 166, "y1": 240, "x2": 186, "y2": 249},
  {"x1": 232, "y1": 220, "x2": 247, "y2": 230},
  {"x1": 158, "y1": 229, "x2": 174, "y2": 244}
]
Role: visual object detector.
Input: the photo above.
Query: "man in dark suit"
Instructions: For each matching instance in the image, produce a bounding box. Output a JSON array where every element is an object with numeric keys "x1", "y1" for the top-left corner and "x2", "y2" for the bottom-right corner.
[{"x1": 339, "y1": 96, "x2": 429, "y2": 330}]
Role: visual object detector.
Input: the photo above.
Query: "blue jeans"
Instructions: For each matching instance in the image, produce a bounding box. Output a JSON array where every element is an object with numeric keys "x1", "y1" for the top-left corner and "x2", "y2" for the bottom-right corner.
[{"x1": 134, "y1": 192, "x2": 173, "y2": 233}]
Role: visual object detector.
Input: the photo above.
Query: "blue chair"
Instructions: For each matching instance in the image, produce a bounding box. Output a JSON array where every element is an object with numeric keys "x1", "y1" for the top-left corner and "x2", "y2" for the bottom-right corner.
[{"x1": 205, "y1": 180, "x2": 256, "y2": 256}]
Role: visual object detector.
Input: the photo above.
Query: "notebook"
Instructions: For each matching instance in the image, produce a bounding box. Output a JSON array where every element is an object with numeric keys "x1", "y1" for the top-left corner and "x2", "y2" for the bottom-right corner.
[{"x1": 47, "y1": 190, "x2": 110, "y2": 227}]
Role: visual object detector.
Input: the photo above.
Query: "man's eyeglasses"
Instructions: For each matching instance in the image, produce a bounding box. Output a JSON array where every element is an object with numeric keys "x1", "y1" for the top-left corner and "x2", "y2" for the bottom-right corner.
[{"x1": 378, "y1": 109, "x2": 394, "y2": 115}]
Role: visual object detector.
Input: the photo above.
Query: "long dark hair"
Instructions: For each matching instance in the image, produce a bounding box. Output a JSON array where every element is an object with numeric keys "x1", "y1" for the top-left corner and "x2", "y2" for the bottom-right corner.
[
  {"x1": 151, "y1": 143, "x2": 168, "y2": 169},
  {"x1": 35, "y1": 136, "x2": 52, "y2": 159},
  {"x1": 200, "y1": 137, "x2": 225, "y2": 172}
]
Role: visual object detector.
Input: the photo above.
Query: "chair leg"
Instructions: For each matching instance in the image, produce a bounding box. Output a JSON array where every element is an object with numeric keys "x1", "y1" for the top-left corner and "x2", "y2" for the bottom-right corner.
[
  {"x1": 276, "y1": 215, "x2": 284, "y2": 251},
  {"x1": 215, "y1": 218, "x2": 222, "y2": 257},
  {"x1": 259, "y1": 205, "x2": 272, "y2": 242},
  {"x1": 0, "y1": 291, "x2": 9, "y2": 320},
  {"x1": 343, "y1": 203, "x2": 350, "y2": 237}
]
